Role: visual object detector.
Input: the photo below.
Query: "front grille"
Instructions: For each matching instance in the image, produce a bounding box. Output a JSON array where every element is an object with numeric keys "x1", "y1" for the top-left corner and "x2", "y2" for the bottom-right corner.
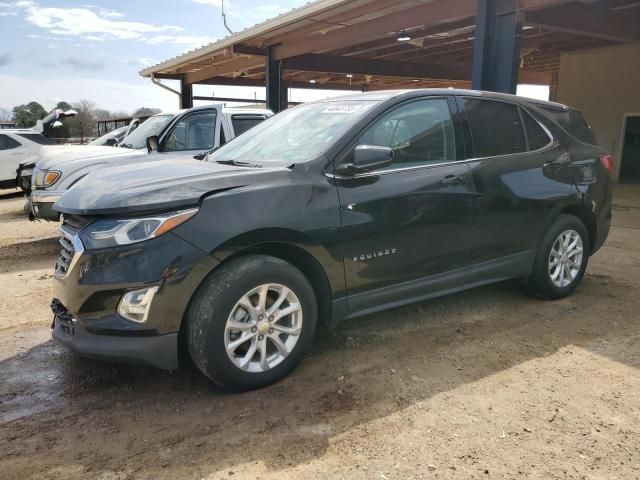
[
  {"x1": 54, "y1": 227, "x2": 76, "y2": 277},
  {"x1": 54, "y1": 216, "x2": 89, "y2": 278}
]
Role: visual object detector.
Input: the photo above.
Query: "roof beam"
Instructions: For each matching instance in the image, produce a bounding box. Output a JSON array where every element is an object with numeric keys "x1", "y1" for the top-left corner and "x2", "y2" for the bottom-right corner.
[
  {"x1": 272, "y1": 0, "x2": 571, "y2": 60},
  {"x1": 192, "y1": 75, "x2": 365, "y2": 91},
  {"x1": 525, "y1": 3, "x2": 640, "y2": 42},
  {"x1": 272, "y1": 0, "x2": 476, "y2": 60},
  {"x1": 262, "y1": 0, "x2": 409, "y2": 47},
  {"x1": 184, "y1": 56, "x2": 263, "y2": 84},
  {"x1": 283, "y1": 53, "x2": 472, "y2": 81},
  {"x1": 336, "y1": 19, "x2": 475, "y2": 58},
  {"x1": 232, "y1": 45, "x2": 267, "y2": 56}
]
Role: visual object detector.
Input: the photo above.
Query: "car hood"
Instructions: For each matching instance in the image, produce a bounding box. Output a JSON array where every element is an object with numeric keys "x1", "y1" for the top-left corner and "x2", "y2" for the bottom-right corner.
[
  {"x1": 54, "y1": 158, "x2": 291, "y2": 215},
  {"x1": 36, "y1": 145, "x2": 143, "y2": 170}
]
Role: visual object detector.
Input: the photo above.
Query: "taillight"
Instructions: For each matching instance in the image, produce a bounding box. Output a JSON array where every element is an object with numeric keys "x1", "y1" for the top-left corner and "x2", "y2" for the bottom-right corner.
[{"x1": 599, "y1": 153, "x2": 614, "y2": 174}]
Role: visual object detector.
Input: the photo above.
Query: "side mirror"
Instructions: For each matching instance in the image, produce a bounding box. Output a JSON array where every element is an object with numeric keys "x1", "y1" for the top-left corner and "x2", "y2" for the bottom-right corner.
[
  {"x1": 146, "y1": 135, "x2": 160, "y2": 154},
  {"x1": 335, "y1": 145, "x2": 393, "y2": 176}
]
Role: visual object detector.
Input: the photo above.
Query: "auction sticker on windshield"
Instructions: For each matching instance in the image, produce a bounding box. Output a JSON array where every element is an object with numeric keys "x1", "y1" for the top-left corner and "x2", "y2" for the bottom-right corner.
[{"x1": 321, "y1": 105, "x2": 363, "y2": 114}]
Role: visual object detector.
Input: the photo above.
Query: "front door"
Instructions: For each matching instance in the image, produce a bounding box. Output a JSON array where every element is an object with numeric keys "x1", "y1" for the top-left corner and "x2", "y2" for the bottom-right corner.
[
  {"x1": 159, "y1": 107, "x2": 223, "y2": 159},
  {"x1": 335, "y1": 97, "x2": 476, "y2": 314}
]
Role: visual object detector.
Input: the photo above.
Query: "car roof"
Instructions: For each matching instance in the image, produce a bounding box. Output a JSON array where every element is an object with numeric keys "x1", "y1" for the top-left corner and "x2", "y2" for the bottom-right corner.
[
  {"x1": 156, "y1": 104, "x2": 272, "y2": 117},
  {"x1": 313, "y1": 88, "x2": 572, "y2": 111}
]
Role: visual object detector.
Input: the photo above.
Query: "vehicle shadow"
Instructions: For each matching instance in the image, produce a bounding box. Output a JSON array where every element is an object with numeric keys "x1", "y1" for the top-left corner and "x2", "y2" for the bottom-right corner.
[
  {"x1": 0, "y1": 189, "x2": 24, "y2": 201},
  {"x1": 0, "y1": 237, "x2": 59, "y2": 274},
  {"x1": 0, "y1": 272, "x2": 638, "y2": 478},
  {"x1": 0, "y1": 208, "x2": 29, "y2": 223}
]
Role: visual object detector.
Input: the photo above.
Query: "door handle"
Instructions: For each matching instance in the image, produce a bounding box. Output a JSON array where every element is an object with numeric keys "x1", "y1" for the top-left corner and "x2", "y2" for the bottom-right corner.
[{"x1": 441, "y1": 174, "x2": 467, "y2": 186}]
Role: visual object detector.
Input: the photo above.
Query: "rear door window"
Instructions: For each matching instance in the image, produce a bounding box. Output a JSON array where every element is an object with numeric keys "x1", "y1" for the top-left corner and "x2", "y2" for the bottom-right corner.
[
  {"x1": 231, "y1": 115, "x2": 267, "y2": 136},
  {"x1": 463, "y1": 98, "x2": 526, "y2": 157}
]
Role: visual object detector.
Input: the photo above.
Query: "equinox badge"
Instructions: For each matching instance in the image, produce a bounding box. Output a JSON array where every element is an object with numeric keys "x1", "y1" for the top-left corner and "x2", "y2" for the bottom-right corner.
[{"x1": 353, "y1": 248, "x2": 397, "y2": 262}]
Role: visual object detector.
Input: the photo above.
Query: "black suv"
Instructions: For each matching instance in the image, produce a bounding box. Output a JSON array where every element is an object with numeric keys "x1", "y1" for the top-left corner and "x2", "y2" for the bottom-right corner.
[{"x1": 51, "y1": 89, "x2": 612, "y2": 391}]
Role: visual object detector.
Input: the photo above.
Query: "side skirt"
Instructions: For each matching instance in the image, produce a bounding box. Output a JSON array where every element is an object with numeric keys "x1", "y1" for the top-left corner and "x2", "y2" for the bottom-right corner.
[{"x1": 341, "y1": 250, "x2": 536, "y2": 321}]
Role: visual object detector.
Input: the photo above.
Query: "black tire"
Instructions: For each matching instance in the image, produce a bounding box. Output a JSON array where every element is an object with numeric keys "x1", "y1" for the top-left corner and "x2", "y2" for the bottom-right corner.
[
  {"x1": 185, "y1": 254, "x2": 317, "y2": 392},
  {"x1": 527, "y1": 214, "x2": 590, "y2": 299}
]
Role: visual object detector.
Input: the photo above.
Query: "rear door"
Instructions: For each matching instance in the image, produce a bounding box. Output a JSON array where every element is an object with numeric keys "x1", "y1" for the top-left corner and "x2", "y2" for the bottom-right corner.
[
  {"x1": 335, "y1": 97, "x2": 476, "y2": 312},
  {"x1": 159, "y1": 106, "x2": 223, "y2": 158},
  {"x1": 459, "y1": 97, "x2": 574, "y2": 265}
]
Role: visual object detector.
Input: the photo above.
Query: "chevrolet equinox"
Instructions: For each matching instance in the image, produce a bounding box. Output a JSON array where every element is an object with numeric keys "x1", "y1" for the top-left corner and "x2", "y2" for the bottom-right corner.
[{"x1": 51, "y1": 89, "x2": 612, "y2": 391}]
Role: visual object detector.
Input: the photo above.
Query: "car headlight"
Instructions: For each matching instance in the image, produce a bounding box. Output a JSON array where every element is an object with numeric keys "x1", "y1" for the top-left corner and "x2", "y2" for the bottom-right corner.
[
  {"x1": 34, "y1": 169, "x2": 61, "y2": 187},
  {"x1": 80, "y1": 209, "x2": 198, "y2": 249}
]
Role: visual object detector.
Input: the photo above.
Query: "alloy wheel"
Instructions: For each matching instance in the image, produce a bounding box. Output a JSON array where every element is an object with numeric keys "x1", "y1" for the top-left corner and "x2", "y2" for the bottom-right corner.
[
  {"x1": 224, "y1": 283, "x2": 303, "y2": 373},
  {"x1": 548, "y1": 229, "x2": 584, "y2": 288}
]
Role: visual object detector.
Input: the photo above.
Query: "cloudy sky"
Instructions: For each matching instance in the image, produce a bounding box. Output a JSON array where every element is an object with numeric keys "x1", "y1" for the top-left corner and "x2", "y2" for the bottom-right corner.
[
  {"x1": 0, "y1": 0, "x2": 318, "y2": 113},
  {"x1": 0, "y1": 0, "x2": 549, "y2": 115}
]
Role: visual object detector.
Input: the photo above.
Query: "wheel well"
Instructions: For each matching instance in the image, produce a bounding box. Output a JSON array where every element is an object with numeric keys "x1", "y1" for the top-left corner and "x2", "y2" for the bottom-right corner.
[
  {"x1": 560, "y1": 204, "x2": 597, "y2": 253},
  {"x1": 222, "y1": 243, "x2": 333, "y2": 328}
]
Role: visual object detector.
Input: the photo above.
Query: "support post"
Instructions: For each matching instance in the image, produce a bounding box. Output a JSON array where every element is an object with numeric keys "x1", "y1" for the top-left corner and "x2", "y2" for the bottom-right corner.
[
  {"x1": 266, "y1": 47, "x2": 287, "y2": 113},
  {"x1": 472, "y1": 0, "x2": 523, "y2": 94},
  {"x1": 180, "y1": 75, "x2": 193, "y2": 109}
]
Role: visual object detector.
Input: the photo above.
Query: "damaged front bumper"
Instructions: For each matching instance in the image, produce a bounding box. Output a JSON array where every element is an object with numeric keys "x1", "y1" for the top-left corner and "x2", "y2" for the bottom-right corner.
[
  {"x1": 50, "y1": 221, "x2": 219, "y2": 371},
  {"x1": 30, "y1": 190, "x2": 64, "y2": 221},
  {"x1": 51, "y1": 298, "x2": 179, "y2": 369}
]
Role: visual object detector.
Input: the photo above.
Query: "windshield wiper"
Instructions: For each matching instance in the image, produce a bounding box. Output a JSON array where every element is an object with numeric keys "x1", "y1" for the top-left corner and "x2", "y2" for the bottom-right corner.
[
  {"x1": 120, "y1": 143, "x2": 133, "y2": 149},
  {"x1": 216, "y1": 160, "x2": 262, "y2": 168}
]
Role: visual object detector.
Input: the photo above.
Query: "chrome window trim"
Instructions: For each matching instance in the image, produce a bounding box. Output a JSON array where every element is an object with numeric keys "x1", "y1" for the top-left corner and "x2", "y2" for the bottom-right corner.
[
  {"x1": 461, "y1": 97, "x2": 555, "y2": 160},
  {"x1": 326, "y1": 98, "x2": 556, "y2": 181}
]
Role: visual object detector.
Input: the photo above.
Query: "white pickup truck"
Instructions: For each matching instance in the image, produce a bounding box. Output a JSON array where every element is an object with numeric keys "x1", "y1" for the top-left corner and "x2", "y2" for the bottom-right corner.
[{"x1": 30, "y1": 104, "x2": 272, "y2": 220}]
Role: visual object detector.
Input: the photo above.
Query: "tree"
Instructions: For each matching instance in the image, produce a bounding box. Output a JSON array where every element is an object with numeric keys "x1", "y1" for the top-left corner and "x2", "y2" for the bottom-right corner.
[
  {"x1": 55, "y1": 101, "x2": 73, "y2": 111},
  {"x1": 132, "y1": 107, "x2": 161, "y2": 118},
  {"x1": 0, "y1": 108, "x2": 12, "y2": 122},
  {"x1": 12, "y1": 102, "x2": 47, "y2": 128},
  {"x1": 68, "y1": 100, "x2": 97, "y2": 143}
]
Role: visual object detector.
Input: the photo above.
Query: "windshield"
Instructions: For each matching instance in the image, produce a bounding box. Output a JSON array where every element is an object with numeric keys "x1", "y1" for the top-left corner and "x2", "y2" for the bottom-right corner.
[
  {"x1": 120, "y1": 114, "x2": 173, "y2": 149},
  {"x1": 87, "y1": 127, "x2": 125, "y2": 146},
  {"x1": 209, "y1": 100, "x2": 378, "y2": 165}
]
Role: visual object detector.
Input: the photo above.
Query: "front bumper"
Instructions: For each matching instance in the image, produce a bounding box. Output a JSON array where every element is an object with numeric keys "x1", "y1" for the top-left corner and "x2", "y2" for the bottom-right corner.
[
  {"x1": 52, "y1": 302, "x2": 179, "y2": 369},
  {"x1": 50, "y1": 226, "x2": 219, "y2": 370},
  {"x1": 31, "y1": 190, "x2": 64, "y2": 221}
]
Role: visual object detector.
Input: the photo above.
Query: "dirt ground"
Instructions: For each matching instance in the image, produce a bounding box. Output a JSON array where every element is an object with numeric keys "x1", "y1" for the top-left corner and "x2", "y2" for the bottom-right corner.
[{"x1": 0, "y1": 185, "x2": 638, "y2": 480}]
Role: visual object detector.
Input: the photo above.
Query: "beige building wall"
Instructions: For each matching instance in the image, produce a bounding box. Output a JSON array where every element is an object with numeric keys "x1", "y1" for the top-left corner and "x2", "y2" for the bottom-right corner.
[{"x1": 556, "y1": 43, "x2": 640, "y2": 182}]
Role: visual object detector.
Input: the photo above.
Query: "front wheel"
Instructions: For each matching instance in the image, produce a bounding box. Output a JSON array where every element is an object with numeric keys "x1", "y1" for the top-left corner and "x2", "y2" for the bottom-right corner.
[
  {"x1": 185, "y1": 254, "x2": 317, "y2": 392},
  {"x1": 527, "y1": 214, "x2": 590, "y2": 299}
]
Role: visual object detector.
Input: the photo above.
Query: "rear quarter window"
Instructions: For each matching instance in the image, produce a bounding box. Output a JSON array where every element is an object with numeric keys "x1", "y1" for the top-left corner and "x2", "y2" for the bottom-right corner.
[
  {"x1": 533, "y1": 105, "x2": 597, "y2": 146},
  {"x1": 0, "y1": 134, "x2": 21, "y2": 149},
  {"x1": 17, "y1": 133, "x2": 55, "y2": 145},
  {"x1": 521, "y1": 109, "x2": 552, "y2": 150}
]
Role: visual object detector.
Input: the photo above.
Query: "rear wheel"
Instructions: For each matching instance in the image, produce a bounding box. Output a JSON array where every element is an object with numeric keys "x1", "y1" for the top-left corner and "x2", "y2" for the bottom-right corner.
[
  {"x1": 527, "y1": 214, "x2": 590, "y2": 299},
  {"x1": 185, "y1": 254, "x2": 317, "y2": 392}
]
